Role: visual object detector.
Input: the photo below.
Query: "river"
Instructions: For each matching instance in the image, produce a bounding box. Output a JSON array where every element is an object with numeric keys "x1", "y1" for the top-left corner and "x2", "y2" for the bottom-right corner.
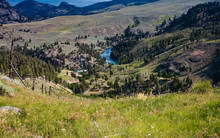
[{"x1": 100, "y1": 48, "x2": 118, "y2": 65}]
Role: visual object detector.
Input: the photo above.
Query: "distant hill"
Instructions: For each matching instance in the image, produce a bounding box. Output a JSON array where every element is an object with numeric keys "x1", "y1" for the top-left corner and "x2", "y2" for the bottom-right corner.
[
  {"x1": 14, "y1": 0, "x2": 159, "y2": 21},
  {"x1": 14, "y1": 0, "x2": 82, "y2": 20},
  {"x1": 83, "y1": 0, "x2": 159, "y2": 14},
  {"x1": 0, "y1": 0, "x2": 27, "y2": 24}
]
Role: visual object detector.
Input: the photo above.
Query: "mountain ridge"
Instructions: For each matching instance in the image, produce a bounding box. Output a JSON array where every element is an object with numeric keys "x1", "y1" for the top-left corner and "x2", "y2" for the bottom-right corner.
[
  {"x1": 0, "y1": 0, "x2": 27, "y2": 24},
  {"x1": 14, "y1": 0, "x2": 159, "y2": 20}
]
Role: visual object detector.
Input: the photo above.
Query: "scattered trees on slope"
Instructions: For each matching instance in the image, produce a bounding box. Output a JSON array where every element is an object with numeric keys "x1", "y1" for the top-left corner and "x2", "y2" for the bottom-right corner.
[{"x1": 0, "y1": 51, "x2": 59, "y2": 81}]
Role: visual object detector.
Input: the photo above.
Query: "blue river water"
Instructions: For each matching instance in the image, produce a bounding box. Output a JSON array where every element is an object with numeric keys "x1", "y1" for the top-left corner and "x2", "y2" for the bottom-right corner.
[{"x1": 100, "y1": 48, "x2": 118, "y2": 65}]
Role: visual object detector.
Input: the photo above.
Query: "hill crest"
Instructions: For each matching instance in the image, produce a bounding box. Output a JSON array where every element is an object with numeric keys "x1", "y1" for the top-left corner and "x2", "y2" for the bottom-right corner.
[
  {"x1": 0, "y1": 0, "x2": 27, "y2": 24},
  {"x1": 14, "y1": 0, "x2": 159, "y2": 21}
]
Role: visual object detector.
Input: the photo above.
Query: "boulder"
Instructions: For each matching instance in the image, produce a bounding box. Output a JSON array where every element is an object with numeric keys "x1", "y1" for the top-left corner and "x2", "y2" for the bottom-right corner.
[{"x1": 0, "y1": 106, "x2": 21, "y2": 114}]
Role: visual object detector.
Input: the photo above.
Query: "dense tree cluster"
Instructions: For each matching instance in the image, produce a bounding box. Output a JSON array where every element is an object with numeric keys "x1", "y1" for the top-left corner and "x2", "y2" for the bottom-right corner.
[
  {"x1": 107, "y1": 25, "x2": 150, "y2": 64},
  {"x1": 75, "y1": 42, "x2": 106, "y2": 65},
  {"x1": 164, "y1": 2, "x2": 220, "y2": 32},
  {"x1": 213, "y1": 49, "x2": 220, "y2": 85},
  {"x1": 105, "y1": 73, "x2": 192, "y2": 97},
  {"x1": 189, "y1": 25, "x2": 220, "y2": 42},
  {"x1": 13, "y1": 43, "x2": 64, "y2": 68},
  {"x1": 111, "y1": 33, "x2": 184, "y2": 64},
  {"x1": 68, "y1": 81, "x2": 89, "y2": 94},
  {"x1": 0, "y1": 51, "x2": 59, "y2": 81}
]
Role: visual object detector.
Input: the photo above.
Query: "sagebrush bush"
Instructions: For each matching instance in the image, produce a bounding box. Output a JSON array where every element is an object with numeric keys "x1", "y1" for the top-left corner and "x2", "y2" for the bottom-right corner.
[
  {"x1": 0, "y1": 80, "x2": 15, "y2": 97},
  {"x1": 0, "y1": 86, "x2": 6, "y2": 95},
  {"x1": 0, "y1": 81, "x2": 5, "y2": 95},
  {"x1": 191, "y1": 81, "x2": 213, "y2": 94}
]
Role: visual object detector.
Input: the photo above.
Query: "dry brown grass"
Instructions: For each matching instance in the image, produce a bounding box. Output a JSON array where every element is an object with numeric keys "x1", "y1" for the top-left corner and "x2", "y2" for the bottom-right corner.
[{"x1": 2, "y1": 0, "x2": 210, "y2": 48}]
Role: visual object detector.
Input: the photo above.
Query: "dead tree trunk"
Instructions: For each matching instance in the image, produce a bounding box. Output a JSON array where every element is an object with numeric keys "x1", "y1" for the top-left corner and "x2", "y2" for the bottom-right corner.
[
  {"x1": 9, "y1": 39, "x2": 28, "y2": 88},
  {"x1": 49, "y1": 86, "x2": 52, "y2": 96},
  {"x1": 32, "y1": 78, "x2": 35, "y2": 91},
  {"x1": 45, "y1": 87, "x2": 47, "y2": 95},
  {"x1": 41, "y1": 84, "x2": 44, "y2": 94},
  {"x1": 9, "y1": 40, "x2": 14, "y2": 78},
  {"x1": 10, "y1": 63, "x2": 28, "y2": 88}
]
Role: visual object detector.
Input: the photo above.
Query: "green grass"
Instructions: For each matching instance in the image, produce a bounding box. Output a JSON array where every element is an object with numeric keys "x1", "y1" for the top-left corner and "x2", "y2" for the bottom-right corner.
[
  {"x1": 192, "y1": 81, "x2": 213, "y2": 94},
  {"x1": 57, "y1": 70, "x2": 72, "y2": 81},
  {"x1": 155, "y1": 15, "x2": 172, "y2": 25},
  {"x1": 0, "y1": 79, "x2": 219, "y2": 137}
]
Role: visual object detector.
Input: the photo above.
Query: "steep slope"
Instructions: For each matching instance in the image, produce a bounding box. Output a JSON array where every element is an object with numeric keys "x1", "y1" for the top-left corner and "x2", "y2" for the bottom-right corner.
[
  {"x1": 0, "y1": 0, "x2": 26, "y2": 24},
  {"x1": 111, "y1": 2, "x2": 220, "y2": 82},
  {"x1": 164, "y1": 1, "x2": 220, "y2": 31},
  {"x1": 155, "y1": 2, "x2": 220, "y2": 82},
  {"x1": 14, "y1": 0, "x2": 57, "y2": 20}
]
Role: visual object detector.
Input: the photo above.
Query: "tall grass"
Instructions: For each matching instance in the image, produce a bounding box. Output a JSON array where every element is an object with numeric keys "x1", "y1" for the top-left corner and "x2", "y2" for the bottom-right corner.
[
  {"x1": 0, "y1": 86, "x2": 6, "y2": 96},
  {"x1": 191, "y1": 81, "x2": 213, "y2": 94},
  {"x1": 0, "y1": 79, "x2": 219, "y2": 137}
]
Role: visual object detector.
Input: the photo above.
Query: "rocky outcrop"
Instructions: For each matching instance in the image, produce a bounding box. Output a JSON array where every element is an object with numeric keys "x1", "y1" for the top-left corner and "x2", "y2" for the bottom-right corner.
[{"x1": 0, "y1": 0, "x2": 27, "y2": 24}]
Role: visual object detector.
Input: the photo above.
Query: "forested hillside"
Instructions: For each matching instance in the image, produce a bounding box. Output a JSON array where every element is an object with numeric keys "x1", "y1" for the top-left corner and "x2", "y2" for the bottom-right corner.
[
  {"x1": 164, "y1": 2, "x2": 220, "y2": 31},
  {"x1": 110, "y1": 2, "x2": 220, "y2": 85},
  {"x1": 0, "y1": 51, "x2": 59, "y2": 81}
]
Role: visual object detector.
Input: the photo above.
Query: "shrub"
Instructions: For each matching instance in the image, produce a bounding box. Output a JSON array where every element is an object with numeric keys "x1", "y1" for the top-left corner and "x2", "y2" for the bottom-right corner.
[
  {"x1": 0, "y1": 86, "x2": 6, "y2": 95},
  {"x1": 0, "y1": 80, "x2": 15, "y2": 97},
  {"x1": 191, "y1": 81, "x2": 213, "y2": 94}
]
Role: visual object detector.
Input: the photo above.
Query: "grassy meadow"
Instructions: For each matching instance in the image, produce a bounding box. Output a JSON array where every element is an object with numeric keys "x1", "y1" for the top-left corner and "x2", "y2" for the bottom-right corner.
[{"x1": 0, "y1": 77, "x2": 219, "y2": 137}]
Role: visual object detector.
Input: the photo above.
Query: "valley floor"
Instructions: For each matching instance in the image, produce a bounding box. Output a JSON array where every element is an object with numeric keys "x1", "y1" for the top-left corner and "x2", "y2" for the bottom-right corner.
[{"x1": 0, "y1": 77, "x2": 219, "y2": 137}]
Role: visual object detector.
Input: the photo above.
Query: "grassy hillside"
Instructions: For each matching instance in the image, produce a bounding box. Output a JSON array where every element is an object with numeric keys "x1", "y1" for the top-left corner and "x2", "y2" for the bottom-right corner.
[
  {"x1": 0, "y1": 76, "x2": 219, "y2": 137},
  {"x1": 2, "y1": 0, "x2": 212, "y2": 46}
]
